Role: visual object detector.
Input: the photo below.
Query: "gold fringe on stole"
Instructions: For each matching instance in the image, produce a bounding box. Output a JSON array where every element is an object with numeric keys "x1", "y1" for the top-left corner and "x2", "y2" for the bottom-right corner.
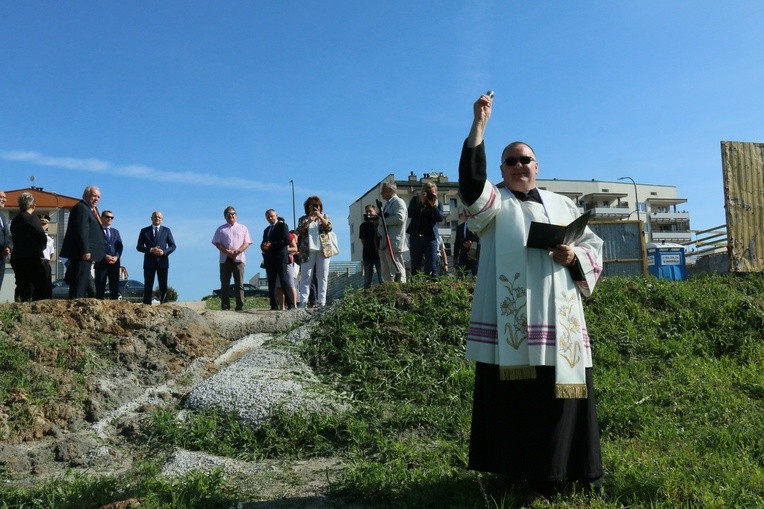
[
  {"x1": 499, "y1": 366, "x2": 537, "y2": 381},
  {"x1": 555, "y1": 384, "x2": 588, "y2": 399}
]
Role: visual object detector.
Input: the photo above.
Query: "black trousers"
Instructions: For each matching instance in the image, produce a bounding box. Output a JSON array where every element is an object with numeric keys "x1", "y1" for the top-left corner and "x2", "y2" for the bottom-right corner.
[
  {"x1": 143, "y1": 266, "x2": 168, "y2": 304},
  {"x1": 40, "y1": 259, "x2": 52, "y2": 299},
  {"x1": 95, "y1": 262, "x2": 120, "y2": 299},
  {"x1": 220, "y1": 259, "x2": 244, "y2": 310},
  {"x1": 11, "y1": 257, "x2": 48, "y2": 301},
  {"x1": 266, "y1": 261, "x2": 294, "y2": 309},
  {"x1": 66, "y1": 259, "x2": 95, "y2": 299}
]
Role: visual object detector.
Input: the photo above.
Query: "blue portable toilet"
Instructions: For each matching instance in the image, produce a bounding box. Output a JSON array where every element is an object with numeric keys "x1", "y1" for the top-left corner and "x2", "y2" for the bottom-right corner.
[{"x1": 646, "y1": 242, "x2": 687, "y2": 280}]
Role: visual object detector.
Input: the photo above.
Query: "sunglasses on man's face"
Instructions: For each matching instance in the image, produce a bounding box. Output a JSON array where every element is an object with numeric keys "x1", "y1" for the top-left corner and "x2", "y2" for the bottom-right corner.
[
  {"x1": 503, "y1": 156, "x2": 535, "y2": 166},
  {"x1": 226, "y1": 212, "x2": 237, "y2": 217},
  {"x1": 103, "y1": 216, "x2": 114, "y2": 220}
]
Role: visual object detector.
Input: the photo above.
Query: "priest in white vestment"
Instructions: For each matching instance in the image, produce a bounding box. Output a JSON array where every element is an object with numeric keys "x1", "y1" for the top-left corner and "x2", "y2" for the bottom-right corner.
[{"x1": 460, "y1": 92, "x2": 605, "y2": 495}]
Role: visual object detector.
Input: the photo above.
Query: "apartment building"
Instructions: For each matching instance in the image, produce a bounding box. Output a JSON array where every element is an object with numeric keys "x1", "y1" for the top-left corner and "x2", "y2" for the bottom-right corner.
[
  {"x1": 538, "y1": 178, "x2": 690, "y2": 243},
  {"x1": 348, "y1": 173, "x2": 689, "y2": 263}
]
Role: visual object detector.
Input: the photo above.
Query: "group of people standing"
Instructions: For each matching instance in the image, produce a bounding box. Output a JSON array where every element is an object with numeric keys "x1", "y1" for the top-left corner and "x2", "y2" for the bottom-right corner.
[
  {"x1": 0, "y1": 186, "x2": 176, "y2": 304},
  {"x1": 0, "y1": 185, "x2": 337, "y2": 311},
  {"x1": 211, "y1": 195, "x2": 335, "y2": 311},
  {"x1": 62, "y1": 186, "x2": 176, "y2": 304},
  {"x1": 359, "y1": 179, "x2": 480, "y2": 288}
]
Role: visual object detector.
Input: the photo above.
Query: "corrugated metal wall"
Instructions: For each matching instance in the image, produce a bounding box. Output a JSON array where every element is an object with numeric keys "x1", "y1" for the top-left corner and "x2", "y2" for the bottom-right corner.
[
  {"x1": 721, "y1": 141, "x2": 764, "y2": 272},
  {"x1": 589, "y1": 220, "x2": 647, "y2": 277}
]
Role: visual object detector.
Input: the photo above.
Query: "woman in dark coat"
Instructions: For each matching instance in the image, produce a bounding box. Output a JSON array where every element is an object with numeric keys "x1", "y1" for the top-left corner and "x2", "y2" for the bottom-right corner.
[{"x1": 10, "y1": 192, "x2": 48, "y2": 301}]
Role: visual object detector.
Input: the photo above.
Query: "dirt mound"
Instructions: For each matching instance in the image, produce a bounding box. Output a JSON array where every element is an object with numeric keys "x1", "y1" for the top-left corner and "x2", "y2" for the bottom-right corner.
[{"x1": 0, "y1": 300, "x2": 228, "y2": 444}]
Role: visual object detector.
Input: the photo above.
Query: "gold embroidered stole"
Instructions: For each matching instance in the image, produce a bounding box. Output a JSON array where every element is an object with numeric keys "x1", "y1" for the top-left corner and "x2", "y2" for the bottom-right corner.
[{"x1": 495, "y1": 194, "x2": 588, "y2": 398}]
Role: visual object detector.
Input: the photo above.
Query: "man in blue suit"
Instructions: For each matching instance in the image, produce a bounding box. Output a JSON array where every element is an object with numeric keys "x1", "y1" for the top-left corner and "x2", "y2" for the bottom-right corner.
[
  {"x1": 95, "y1": 210, "x2": 124, "y2": 300},
  {"x1": 61, "y1": 186, "x2": 106, "y2": 298},
  {"x1": 136, "y1": 211, "x2": 176, "y2": 304}
]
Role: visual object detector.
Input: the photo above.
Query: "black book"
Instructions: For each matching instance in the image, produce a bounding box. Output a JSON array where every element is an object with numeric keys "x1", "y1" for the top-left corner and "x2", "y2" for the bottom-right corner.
[{"x1": 526, "y1": 210, "x2": 592, "y2": 249}]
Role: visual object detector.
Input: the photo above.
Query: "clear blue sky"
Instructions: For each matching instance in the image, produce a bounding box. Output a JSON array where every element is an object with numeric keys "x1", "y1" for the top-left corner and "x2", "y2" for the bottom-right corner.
[{"x1": 2, "y1": 1, "x2": 763, "y2": 300}]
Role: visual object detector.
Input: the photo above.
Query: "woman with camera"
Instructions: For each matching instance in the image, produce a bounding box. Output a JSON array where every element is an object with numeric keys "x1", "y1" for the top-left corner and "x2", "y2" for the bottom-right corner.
[
  {"x1": 296, "y1": 196, "x2": 333, "y2": 307},
  {"x1": 406, "y1": 181, "x2": 444, "y2": 276}
]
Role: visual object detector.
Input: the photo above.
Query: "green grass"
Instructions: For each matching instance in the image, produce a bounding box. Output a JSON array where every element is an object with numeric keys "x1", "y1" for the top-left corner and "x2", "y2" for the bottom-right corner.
[
  {"x1": 2, "y1": 273, "x2": 764, "y2": 508},
  {"x1": 0, "y1": 327, "x2": 97, "y2": 442},
  {"x1": 202, "y1": 295, "x2": 271, "y2": 310},
  {"x1": 0, "y1": 462, "x2": 235, "y2": 509}
]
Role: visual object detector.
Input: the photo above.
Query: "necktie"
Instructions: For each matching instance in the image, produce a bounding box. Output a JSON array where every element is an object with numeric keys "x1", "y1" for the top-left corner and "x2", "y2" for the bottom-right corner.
[
  {"x1": 268, "y1": 225, "x2": 274, "y2": 240},
  {"x1": 105, "y1": 228, "x2": 111, "y2": 242},
  {"x1": 93, "y1": 207, "x2": 103, "y2": 225},
  {"x1": 153, "y1": 227, "x2": 158, "y2": 241}
]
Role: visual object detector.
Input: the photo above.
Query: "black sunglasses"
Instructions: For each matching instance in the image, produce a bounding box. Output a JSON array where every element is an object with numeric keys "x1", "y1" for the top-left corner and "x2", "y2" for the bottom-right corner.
[
  {"x1": 226, "y1": 212, "x2": 237, "y2": 216},
  {"x1": 103, "y1": 215, "x2": 114, "y2": 219},
  {"x1": 503, "y1": 156, "x2": 535, "y2": 166}
]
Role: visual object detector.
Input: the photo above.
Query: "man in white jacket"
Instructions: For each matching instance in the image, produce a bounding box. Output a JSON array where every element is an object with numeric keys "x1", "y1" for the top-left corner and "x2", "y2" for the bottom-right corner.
[{"x1": 377, "y1": 180, "x2": 408, "y2": 283}]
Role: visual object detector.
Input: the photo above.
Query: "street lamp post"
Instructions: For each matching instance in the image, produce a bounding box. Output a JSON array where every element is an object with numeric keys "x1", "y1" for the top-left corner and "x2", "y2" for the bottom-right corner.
[
  {"x1": 289, "y1": 180, "x2": 296, "y2": 228},
  {"x1": 618, "y1": 176, "x2": 640, "y2": 223}
]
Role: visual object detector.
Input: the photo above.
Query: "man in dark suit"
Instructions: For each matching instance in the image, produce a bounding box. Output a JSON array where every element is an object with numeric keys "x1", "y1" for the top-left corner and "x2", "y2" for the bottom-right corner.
[
  {"x1": 95, "y1": 210, "x2": 124, "y2": 300},
  {"x1": 0, "y1": 191, "x2": 12, "y2": 294},
  {"x1": 261, "y1": 209, "x2": 295, "y2": 310},
  {"x1": 136, "y1": 211, "x2": 176, "y2": 304},
  {"x1": 453, "y1": 211, "x2": 480, "y2": 277},
  {"x1": 60, "y1": 186, "x2": 106, "y2": 298}
]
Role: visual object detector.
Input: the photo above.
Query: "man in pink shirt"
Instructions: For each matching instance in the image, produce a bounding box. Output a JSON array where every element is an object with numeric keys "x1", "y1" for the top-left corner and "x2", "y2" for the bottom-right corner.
[{"x1": 211, "y1": 206, "x2": 253, "y2": 311}]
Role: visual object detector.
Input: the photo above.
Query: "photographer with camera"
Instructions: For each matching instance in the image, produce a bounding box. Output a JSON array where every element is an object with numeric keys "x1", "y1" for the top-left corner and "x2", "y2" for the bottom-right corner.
[
  {"x1": 359, "y1": 204, "x2": 382, "y2": 289},
  {"x1": 295, "y1": 196, "x2": 333, "y2": 308},
  {"x1": 406, "y1": 181, "x2": 444, "y2": 276}
]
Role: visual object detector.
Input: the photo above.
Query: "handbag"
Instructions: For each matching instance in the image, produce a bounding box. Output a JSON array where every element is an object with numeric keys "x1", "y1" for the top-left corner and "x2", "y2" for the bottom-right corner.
[{"x1": 319, "y1": 231, "x2": 340, "y2": 258}]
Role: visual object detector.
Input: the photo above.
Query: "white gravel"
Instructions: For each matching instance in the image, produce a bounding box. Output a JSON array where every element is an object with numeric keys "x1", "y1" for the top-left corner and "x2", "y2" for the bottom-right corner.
[
  {"x1": 186, "y1": 346, "x2": 347, "y2": 429},
  {"x1": 160, "y1": 309, "x2": 350, "y2": 496}
]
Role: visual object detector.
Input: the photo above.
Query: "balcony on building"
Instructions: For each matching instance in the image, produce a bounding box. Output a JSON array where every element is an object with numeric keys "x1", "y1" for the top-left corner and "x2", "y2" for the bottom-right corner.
[
  {"x1": 581, "y1": 191, "x2": 631, "y2": 219},
  {"x1": 649, "y1": 211, "x2": 690, "y2": 223},
  {"x1": 554, "y1": 190, "x2": 584, "y2": 213},
  {"x1": 651, "y1": 231, "x2": 693, "y2": 243},
  {"x1": 646, "y1": 197, "x2": 689, "y2": 224}
]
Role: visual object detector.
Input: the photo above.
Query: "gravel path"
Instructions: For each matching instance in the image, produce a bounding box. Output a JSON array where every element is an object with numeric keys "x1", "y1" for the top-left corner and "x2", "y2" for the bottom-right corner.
[{"x1": 155, "y1": 306, "x2": 361, "y2": 507}]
